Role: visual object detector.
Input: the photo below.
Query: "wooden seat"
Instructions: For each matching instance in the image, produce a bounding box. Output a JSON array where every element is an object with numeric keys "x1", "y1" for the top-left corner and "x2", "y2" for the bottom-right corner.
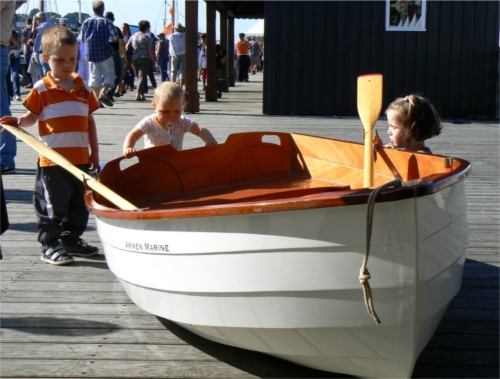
[{"x1": 151, "y1": 177, "x2": 350, "y2": 209}]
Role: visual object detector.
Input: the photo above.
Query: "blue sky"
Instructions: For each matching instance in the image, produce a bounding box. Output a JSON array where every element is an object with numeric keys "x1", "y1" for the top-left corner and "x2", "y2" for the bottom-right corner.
[{"x1": 16, "y1": 0, "x2": 261, "y2": 40}]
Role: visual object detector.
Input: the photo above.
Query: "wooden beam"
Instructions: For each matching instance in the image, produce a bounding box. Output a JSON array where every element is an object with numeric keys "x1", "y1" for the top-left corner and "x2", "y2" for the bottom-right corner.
[
  {"x1": 205, "y1": 1, "x2": 218, "y2": 101},
  {"x1": 227, "y1": 16, "x2": 235, "y2": 87},
  {"x1": 184, "y1": 0, "x2": 200, "y2": 112},
  {"x1": 219, "y1": 9, "x2": 229, "y2": 92}
]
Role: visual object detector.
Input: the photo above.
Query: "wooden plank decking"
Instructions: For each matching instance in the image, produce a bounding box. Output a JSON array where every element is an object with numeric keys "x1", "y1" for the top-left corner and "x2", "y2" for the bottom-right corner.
[{"x1": 1, "y1": 74, "x2": 498, "y2": 378}]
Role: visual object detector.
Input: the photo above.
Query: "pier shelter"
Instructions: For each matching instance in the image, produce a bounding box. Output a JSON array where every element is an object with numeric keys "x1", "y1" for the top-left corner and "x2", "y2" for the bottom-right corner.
[{"x1": 197, "y1": 1, "x2": 498, "y2": 118}]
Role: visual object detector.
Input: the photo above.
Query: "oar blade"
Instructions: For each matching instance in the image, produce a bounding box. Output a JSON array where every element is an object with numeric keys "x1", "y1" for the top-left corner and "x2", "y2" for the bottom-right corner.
[{"x1": 357, "y1": 74, "x2": 383, "y2": 130}]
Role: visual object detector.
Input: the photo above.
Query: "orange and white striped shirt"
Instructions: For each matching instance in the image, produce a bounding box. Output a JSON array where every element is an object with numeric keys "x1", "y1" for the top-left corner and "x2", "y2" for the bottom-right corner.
[{"x1": 23, "y1": 73, "x2": 100, "y2": 167}]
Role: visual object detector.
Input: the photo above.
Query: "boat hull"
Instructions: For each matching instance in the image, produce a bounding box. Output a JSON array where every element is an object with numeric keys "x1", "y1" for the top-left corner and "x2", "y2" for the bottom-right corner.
[{"x1": 95, "y1": 180, "x2": 467, "y2": 378}]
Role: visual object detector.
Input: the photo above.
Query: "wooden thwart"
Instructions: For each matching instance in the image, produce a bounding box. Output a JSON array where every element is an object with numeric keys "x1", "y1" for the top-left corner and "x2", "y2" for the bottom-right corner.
[{"x1": 0, "y1": 123, "x2": 138, "y2": 210}]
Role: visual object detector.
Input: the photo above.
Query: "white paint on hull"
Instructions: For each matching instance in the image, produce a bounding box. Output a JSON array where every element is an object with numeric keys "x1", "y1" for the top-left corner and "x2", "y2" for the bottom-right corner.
[{"x1": 95, "y1": 181, "x2": 467, "y2": 378}]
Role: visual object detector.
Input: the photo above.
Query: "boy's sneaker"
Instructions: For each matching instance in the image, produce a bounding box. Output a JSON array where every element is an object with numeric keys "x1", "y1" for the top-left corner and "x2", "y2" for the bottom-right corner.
[
  {"x1": 41, "y1": 243, "x2": 75, "y2": 265},
  {"x1": 63, "y1": 238, "x2": 99, "y2": 258}
]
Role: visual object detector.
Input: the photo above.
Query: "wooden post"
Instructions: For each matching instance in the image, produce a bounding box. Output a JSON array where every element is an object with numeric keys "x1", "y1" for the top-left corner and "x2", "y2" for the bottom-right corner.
[
  {"x1": 184, "y1": 0, "x2": 199, "y2": 113},
  {"x1": 227, "y1": 16, "x2": 235, "y2": 87},
  {"x1": 218, "y1": 9, "x2": 229, "y2": 92},
  {"x1": 205, "y1": 1, "x2": 217, "y2": 101}
]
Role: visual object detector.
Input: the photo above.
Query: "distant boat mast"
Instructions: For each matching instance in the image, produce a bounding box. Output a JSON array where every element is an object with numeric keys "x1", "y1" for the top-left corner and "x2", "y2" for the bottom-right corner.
[
  {"x1": 163, "y1": 0, "x2": 167, "y2": 28},
  {"x1": 77, "y1": 0, "x2": 82, "y2": 24},
  {"x1": 172, "y1": 0, "x2": 176, "y2": 25}
]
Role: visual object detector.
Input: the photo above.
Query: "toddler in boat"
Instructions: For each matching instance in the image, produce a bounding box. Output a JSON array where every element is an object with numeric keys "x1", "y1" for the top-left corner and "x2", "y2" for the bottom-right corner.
[
  {"x1": 384, "y1": 94, "x2": 441, "y2": 153},
  {"x1": 122, "y1": 82, "x2": 217, "y2": 157}
]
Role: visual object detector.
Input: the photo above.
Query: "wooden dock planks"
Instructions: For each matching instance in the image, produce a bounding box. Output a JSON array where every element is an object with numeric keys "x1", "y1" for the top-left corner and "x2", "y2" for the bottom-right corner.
[{"x1": 1, "y1": 73, "x2": 498, "y2": 378}]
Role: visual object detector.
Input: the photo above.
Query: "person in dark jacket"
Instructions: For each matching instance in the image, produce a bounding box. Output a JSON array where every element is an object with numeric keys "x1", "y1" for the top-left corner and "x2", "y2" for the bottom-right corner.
[
  {"x1": 1, "y1": 174, "x2": 9, "y2": 259},
  {"x1": 156, "y1": 32, "x2": 169, "y2": 82}
]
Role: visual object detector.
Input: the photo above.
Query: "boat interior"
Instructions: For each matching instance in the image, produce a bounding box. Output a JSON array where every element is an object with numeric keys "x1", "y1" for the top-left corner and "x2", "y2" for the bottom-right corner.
[{"x1": 93, "y1": 132, "x2": 467, "y2": 211}]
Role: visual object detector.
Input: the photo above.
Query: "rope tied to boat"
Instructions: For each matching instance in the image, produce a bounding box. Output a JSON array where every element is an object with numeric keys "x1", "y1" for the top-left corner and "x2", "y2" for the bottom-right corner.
[{"x1": 361, "y1": 178, "x2": 403, "y2": 324}]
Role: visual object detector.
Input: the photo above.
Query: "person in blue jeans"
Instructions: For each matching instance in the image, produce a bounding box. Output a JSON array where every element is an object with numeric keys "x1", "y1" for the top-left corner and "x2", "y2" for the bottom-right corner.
[
  {"x1": 9, "y1": 29, "x2": 22, "y2": 101},
  {"x1": 0, "y1": 10, "x2": 16, "y2": 174},
  {"x1": 1, "y1": 1, "x2": 18, "y2": 260}
]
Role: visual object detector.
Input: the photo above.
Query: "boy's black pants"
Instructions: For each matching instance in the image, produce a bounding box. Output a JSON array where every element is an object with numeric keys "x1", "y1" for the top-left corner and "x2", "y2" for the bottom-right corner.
[{"x1": 34, "y1": 164, "x2": 90, "y2": 248}]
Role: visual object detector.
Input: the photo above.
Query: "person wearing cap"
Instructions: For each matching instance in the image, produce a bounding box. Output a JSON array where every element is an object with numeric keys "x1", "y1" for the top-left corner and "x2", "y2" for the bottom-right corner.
[
  {"x1": 79, "y1": 0, "x2": 119, "y2": 107},
  {"x1": 169, "y1": 23, "x2": 185, "y2": 84}
]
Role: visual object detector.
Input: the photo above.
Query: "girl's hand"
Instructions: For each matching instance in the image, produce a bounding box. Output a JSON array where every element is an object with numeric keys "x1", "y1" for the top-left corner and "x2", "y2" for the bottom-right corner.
[
  {"x1": 373, "y1": 130, "x2": 383, "y2": 147},
  {"x1": 0, "y1": 116, "x2": 19, "y2": 127},
  {"x1": 123, "y1": 147, "x2": 136, "y2": 158}
]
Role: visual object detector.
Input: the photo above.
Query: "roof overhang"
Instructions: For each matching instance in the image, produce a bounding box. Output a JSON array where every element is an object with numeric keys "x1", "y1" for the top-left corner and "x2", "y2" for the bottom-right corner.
[{"x1": 207, "y1": 1, "x2": 264, "y2": 19}]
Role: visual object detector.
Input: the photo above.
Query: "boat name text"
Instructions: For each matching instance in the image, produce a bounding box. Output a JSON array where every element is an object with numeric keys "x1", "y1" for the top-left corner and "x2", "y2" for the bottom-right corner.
[{"x1": 125, "y1": 241, "x2": 170, "y2": 253}]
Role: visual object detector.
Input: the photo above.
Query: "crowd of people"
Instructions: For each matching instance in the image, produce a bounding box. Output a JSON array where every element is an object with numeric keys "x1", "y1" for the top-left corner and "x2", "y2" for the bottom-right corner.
[
  {"x1": 13, "y1": 13, "x2": 261, "y2": 103},
  {"x1": 0, "y1": 0, "x2": 442, "y2": 265},
  {"x1": 1, "y1": 0, "x2": 265, "y2": 174}
]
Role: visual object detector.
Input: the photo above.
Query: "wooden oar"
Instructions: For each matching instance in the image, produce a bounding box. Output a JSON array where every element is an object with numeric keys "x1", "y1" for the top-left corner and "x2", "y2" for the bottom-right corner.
[
  {"x1": 357, "y1": 74, "x2": 383, "y2": 188},
  {"x1": 1, "y1": 123, "x2": 138, "y2": 211}
]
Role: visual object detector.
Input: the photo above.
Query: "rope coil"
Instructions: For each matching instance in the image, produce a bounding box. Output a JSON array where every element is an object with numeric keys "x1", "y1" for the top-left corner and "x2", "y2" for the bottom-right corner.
[{"x1": 360, "y1": 178, "x2": 403, "y2": 324}]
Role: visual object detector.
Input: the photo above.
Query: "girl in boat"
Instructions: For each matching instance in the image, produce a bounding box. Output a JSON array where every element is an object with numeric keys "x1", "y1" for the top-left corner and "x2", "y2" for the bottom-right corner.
[
  {"x1": 385, "y1": 94, "x2": 441, "y2": 153},
  {"x1": 122, "y1": 82, "x2": 217, "y2": 157}
]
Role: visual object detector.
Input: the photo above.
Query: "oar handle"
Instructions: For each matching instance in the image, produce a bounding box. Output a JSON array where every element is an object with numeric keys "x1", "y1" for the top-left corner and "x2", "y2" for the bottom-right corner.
[
  {"x1": 363, "y1": 127, "x2": 374, "y2": 187},
  {"x1": 1, "y1": 123, "x2": 138, "y2": 210}
]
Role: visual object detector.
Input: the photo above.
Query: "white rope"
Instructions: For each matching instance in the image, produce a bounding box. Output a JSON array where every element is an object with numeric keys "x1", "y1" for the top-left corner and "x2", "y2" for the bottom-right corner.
[{"x1": 360, "y1": 178, "x2": 403, "y2": 324}]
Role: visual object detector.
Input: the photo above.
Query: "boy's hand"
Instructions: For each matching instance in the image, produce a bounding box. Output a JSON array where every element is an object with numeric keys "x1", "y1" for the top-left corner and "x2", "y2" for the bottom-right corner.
[
  {"x1": 123, "y1": 147, "x2": 136, "y2": 158},
  {"x1": 90, "y1": 151, "x2": 100, "y2": 172},
  {"x1": 0, "y1": 116, "x2": 19, "y2": 127}
]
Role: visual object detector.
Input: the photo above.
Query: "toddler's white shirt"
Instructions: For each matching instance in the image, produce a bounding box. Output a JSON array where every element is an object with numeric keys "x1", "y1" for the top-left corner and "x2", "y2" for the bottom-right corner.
[{"x1": 134, "y1": 114, "x2": 194, "y2": 151}]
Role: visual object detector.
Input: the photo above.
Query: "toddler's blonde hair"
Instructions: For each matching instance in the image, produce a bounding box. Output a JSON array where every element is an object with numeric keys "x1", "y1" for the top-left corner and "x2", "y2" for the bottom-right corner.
[
  {"x1": 41, "y1": 25, "x2": 77, "y2": 56},
  {"x1": 153, "y1": 82, "x2": 184, "y2": 107}
]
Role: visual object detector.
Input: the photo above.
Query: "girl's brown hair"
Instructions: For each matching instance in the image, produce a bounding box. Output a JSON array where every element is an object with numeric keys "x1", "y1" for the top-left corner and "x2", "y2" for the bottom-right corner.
[{"x1": 386, "y1": 94, "x2": 442, "y2": 141}]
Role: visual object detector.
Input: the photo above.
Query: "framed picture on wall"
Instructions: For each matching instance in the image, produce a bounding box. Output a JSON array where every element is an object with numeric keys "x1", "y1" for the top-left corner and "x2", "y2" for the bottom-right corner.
[{"x1": 386, "y1": 0, "x2": 427, "y2": 31}]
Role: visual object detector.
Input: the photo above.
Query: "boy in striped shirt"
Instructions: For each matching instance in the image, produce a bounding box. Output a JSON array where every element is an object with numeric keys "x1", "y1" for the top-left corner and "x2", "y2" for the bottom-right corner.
[{"x1": 0, "y1": 26, "x2": 100, "y2": 265}]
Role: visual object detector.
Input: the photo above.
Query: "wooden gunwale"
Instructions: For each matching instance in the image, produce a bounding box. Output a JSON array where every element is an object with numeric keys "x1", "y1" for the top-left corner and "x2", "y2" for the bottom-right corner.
[
  {"x1": 85, "y1": 132, "x2": 471, "y2": 220},
  {"x1": 86, "y1": 159, "x2": 470, "y2": 220}
]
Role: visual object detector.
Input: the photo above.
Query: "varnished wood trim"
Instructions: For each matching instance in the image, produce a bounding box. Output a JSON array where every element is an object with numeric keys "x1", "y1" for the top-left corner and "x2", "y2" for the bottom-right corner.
[
  {"x1": 86, "y1": 132, "x2": 471, "y2": 220},
  {"x1": 86, "y1": 163, "x2": 470, "y2": 220}
]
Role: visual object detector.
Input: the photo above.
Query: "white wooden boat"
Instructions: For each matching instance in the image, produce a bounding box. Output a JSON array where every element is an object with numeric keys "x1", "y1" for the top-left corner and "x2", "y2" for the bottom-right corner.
[{"x1": 86, "y1": 132, "x2": 470, "y2": 378}]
